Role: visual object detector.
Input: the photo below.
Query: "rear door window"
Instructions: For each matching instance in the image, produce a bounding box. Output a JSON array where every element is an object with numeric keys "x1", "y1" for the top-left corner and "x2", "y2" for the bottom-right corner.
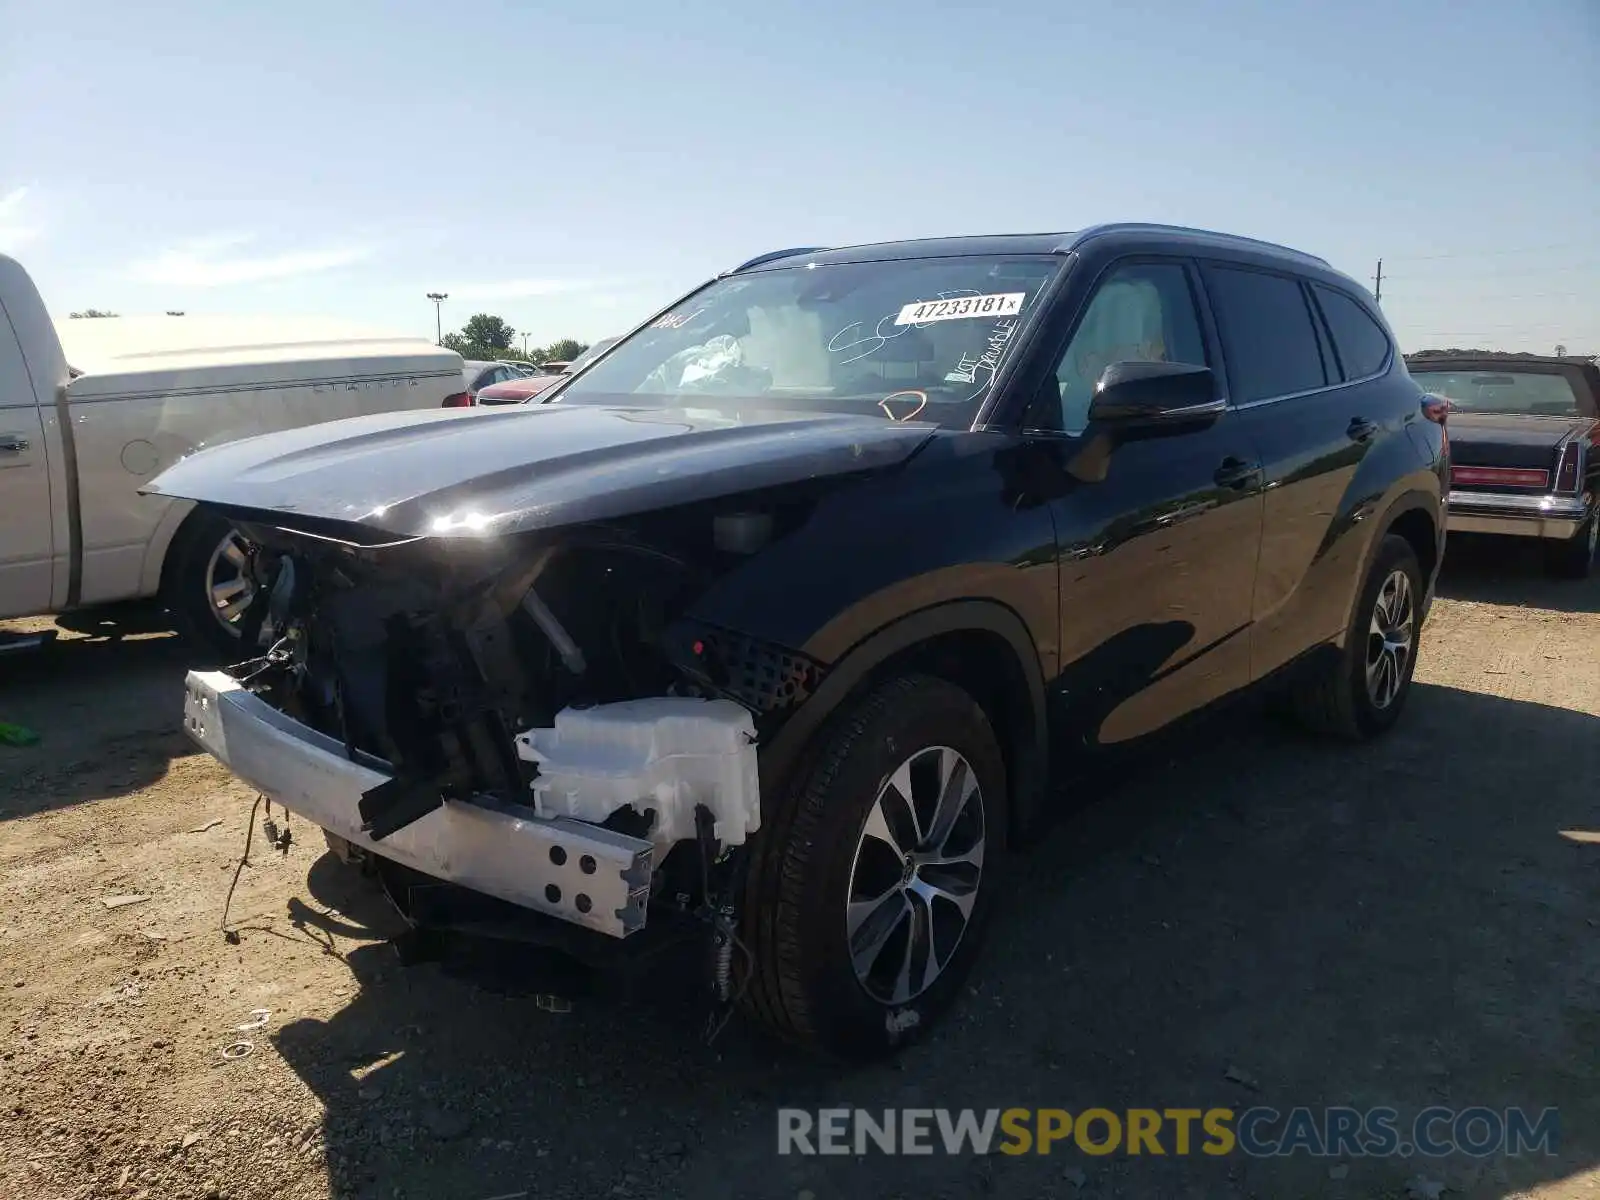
[
  {"x1": 1204, "y1": 266, "x2": 1328, "y2": 403},
  {"x1": 1312, "y1": 285, "x2": 1391, "y2": 380}
]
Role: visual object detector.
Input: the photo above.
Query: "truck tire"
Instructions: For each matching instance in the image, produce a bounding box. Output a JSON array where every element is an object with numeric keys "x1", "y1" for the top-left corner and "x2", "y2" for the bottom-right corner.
[
  {"x1": 741, "y1": 673, "x2": 1006, "y2": 1059},
  {"x1": 1291, "y1": 533, "x2": 1423, "y2": 740},
  {"x1": 162, "y1": 510, "x2": 261, "y2": 661},
  {"x1": 1543, "y1": 513, "x2": 1597, "y2": 581}
]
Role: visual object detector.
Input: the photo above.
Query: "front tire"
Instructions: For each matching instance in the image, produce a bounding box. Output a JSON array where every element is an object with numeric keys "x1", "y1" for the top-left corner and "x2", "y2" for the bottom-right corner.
[
  {"x1": 741, "y1": 674, "x2": 1006, "y2": 1059},
  {"x1": 1543, "y1": 513, "x2": 1597, "y2": 581},
  {"x1": 1291, "y1": 533, "x2": 1424, "y2": 740},
  {"x1": 162, "y1": 511, "x2": 262, "y2": 661}
]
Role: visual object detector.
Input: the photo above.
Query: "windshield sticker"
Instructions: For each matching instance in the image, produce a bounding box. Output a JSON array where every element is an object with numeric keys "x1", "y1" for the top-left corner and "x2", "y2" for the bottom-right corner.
[
  {"x1": 895, "y1": 292, "x2": 1025, "y2": 326},
  {"x1": 829, "y1": 290, "x2": 992, "y2": 366}
]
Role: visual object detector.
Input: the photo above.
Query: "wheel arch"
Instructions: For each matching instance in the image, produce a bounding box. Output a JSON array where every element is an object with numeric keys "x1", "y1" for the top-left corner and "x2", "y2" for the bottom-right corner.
[
  {"x1": 146, "y1": 498, "x2": 201, "y2": 598},
  {"x1": 1387, "y1": 503, "x2": 1441, "y2": 591},
  {"x1": 1336, "y1": 487, "x2": 1441, "y2": 649},
  {"x1": 761, "y1": 600, "x2": 1051, "y2": 848}
]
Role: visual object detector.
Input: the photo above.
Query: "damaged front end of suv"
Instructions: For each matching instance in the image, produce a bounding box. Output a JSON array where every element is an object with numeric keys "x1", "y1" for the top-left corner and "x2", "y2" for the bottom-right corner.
[{"x1": 149, "y1": 402, "x2": 937, "y2": 1029}]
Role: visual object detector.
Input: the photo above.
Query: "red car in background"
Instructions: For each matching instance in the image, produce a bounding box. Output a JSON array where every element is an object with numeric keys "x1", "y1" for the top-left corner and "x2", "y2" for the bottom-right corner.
[
  {"x1": 473, "y1": 373, "x2": 565, "y2": 406},
  {"x1": 473, "y1": 336, "x2": 622, "y2": 406}
]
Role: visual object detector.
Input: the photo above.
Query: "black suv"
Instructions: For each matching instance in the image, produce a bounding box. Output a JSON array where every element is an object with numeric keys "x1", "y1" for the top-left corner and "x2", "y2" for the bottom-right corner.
[{"x1": 149, "y1": 223, "x2": 1448, "y2": 1059}]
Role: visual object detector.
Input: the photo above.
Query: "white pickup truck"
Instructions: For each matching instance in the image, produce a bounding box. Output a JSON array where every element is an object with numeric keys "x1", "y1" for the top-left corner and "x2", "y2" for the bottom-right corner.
[{"x1": 0, "y1": 254, "x2": 467, "y2": 652}]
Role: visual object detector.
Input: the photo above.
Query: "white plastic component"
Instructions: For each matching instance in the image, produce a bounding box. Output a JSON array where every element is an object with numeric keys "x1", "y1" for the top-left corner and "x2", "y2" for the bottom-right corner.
[{"x1": 516, "y1": 698, "x2": 760, "y2": 853}]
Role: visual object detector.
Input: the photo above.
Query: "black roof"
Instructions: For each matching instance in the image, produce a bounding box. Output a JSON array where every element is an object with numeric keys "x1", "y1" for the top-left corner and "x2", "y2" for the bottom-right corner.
[{"x1": 730, "y1": 223, "x2": 1331, "y2": 274}]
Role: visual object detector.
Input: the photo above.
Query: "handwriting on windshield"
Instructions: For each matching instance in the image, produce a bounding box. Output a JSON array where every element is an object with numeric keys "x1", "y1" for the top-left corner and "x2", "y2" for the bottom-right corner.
[
  {"x1": 652, "y1": 307, "x2": 707, "y2": 331},
  {"x1": 827, "y1": 313, "x2": 909, "y2": 367},
  {"x1": 827, "y1": 290, "x2": 982, "y2": 367},
  {"x1": 944, "y1": 318, "x2": 1019, "y2": 401}
]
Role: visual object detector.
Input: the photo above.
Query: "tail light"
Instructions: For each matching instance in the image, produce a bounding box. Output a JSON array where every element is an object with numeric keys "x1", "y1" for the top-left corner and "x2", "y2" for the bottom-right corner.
[
  {"x1": 1553, "y1": 442, "x2": 1581, "y2": 494},
  {"x1": 441, "y1": 391, "x2": 472, "y2": 408},
  {"x1": 1451, "y1": 466, "x2": 1550, "y2": 488}
]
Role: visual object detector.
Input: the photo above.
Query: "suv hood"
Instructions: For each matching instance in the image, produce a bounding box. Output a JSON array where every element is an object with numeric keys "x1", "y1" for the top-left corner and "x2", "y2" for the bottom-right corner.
[{"x1": 142, "y1": 403, "x2": 938, "y2": 538}]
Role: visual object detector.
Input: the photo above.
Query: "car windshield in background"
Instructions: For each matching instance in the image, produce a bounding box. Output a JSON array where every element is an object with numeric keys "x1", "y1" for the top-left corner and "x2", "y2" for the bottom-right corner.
[
  {"x1": 1410, "y1": 370, "x2": 1582, "y2": 417},
  {"x1": 556, "y1": 256, "x2": 1062, "y2": 424}
]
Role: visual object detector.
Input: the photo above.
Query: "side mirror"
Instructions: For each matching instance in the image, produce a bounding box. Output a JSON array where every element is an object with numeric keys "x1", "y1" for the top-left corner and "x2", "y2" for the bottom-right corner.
[{"x1": 1087, "y1": 361, "x2": 1221, "y2": 428}]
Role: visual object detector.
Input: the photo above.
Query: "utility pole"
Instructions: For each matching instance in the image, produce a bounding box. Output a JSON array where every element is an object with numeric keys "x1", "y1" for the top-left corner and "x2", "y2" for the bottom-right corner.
[
  {"x1": 426, "y1": 292, "x2": 448, "y2": 345},
  {"x1": 1372, "y1": 259, "x2": 1383, "y2": 304},
  {"x1": 521, "y1": 332, "x2": 531, "y2": 358}
]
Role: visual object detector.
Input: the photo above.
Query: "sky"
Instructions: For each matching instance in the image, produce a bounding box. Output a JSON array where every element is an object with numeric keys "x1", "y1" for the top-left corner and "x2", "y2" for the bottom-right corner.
[{"x1": 1, "y1": 0, "x2": 1596, "y2": 354}]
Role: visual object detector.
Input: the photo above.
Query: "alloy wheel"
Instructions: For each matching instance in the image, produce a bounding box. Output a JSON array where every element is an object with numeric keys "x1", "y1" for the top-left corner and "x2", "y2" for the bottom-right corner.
[
  {"x1": 845, "y1": 745, "x2": 986, "y2": 1005},
  {"x1": 1365, "y1": 568, "x2": 1415, "y2": 710},
  {"x1": 204, "y1": 531, "x2": 256, "y2": 637}
]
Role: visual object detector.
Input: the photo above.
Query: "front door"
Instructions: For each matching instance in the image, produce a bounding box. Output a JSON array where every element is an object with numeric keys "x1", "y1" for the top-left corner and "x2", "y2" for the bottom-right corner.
[
  {"x1": 1031, "y1": 259, "x2": 1265, "y2": 748},
  {"x1": 0, "y1": 308, "x2": 53, "y2": 618}
]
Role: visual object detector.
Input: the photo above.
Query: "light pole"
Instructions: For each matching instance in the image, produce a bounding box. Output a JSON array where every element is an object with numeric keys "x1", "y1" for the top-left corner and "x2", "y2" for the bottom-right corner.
[
  {"x1": 520, "y1": 332, "x2": 532, "y2": 359},
  {"x1": 426, "y1": 292, "x2": 448, "y2": 345}
]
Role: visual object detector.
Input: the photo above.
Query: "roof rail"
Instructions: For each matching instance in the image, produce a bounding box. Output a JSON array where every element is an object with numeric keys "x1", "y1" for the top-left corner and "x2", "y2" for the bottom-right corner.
[
  {"x1": 725, "y1": 246, "x2": 831, "y2": 274},
  {"x1": 1063, "y1": 223, "x2": 1330, "y2": 267}
]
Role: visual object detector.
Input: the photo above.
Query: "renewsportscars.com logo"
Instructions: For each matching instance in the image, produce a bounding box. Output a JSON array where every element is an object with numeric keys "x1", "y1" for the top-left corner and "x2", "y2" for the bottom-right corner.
[{"x1": 777, "y1": 1107, "x2": 1560, "y2": 1158}]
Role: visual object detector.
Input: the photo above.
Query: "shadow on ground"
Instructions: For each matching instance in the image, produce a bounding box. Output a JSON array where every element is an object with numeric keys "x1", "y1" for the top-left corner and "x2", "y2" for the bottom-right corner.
[
  {"x1": 0, "y1": 618, "x2": 198, "y2": 819},
  {"x1": 1437, "y1": 533, "x2": 1600, "y2": 614},
  {"x1": 268, "y1": 683, "x2": 1599, "y2": 1200}
]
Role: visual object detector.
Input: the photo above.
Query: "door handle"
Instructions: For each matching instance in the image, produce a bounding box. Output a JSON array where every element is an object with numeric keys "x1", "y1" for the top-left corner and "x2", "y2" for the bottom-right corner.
[
  {"x1": 0, "y1": 435, "x2": 31, "y2": 453},
  {"x1": 1213, "y1": 457, "x2": 1260, "y2": 490},
  {"x1": 1347, "y1": 417, "x2": 1379, "y2": 443}
]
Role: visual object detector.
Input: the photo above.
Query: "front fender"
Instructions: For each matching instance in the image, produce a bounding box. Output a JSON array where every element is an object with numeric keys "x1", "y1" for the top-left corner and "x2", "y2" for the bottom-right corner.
[{"x1": 757, "y1": 598, "x2": 1051, "y2": 843}]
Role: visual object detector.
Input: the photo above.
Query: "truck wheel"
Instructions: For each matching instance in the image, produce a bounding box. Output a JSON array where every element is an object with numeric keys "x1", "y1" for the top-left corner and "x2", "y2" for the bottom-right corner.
[
  {"x1": 741, "y1": 674, "x2": 1005, "y2": 1059},
  {"x1": 162, "y1": 511, "x2": 261, "y2": 660},
  {"x1": 1291, "y1": 533, "x2": 1423, "y2": 740},
  {"x1": 1543, "y1": 514, "x2": 1597, "y2": 580}
]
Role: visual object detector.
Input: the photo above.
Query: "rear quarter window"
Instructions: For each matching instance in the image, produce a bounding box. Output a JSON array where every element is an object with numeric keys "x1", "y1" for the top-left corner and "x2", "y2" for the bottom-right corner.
[
  {"x1": 1204, "y1": 266, "x2": 1328, "y2": 403},
  {"x1": 1313, "y1": 285, "x2": 1391, "y2": 379}
]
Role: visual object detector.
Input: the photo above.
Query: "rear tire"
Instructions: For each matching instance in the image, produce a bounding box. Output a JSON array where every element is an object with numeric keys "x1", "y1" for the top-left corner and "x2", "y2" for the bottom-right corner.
[
  {"x1": 1543, "y1": 513, "x2": 1597, "y2": 581},
  {"x1": 1290, "y1": 533, "x2": 1423, "y2": 740},
  {"x1": 740, "y1": 674, "x2": 1006, "y2": 1060},
  {"x1": 162, "y1": 511, "x2": 262, "y2": 661}
]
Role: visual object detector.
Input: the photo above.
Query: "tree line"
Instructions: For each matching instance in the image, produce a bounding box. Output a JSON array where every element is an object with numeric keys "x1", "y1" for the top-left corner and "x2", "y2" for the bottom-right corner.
[{"x1": 442, "y1": 313, "x2": 588, "y2": 365}]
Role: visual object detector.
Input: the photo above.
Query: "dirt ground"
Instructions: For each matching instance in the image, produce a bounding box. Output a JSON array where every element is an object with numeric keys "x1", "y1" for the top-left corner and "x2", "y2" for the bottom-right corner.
[{"x1": 1, "y1": 537, "x2": 1596, "y2": 1200}]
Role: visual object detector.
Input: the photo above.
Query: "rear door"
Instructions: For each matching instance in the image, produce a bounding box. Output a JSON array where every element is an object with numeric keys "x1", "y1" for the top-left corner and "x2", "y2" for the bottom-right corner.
[
  {"x1": 1201, "y1": 265, "x2": 1390, "y2": 680},
  {"x1": 0, "y1": 304, "x2": 54, "y2": 617}
]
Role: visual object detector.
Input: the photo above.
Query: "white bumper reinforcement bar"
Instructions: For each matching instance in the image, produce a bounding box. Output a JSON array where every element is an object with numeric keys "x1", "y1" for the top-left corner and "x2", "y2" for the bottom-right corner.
[{"x1": 182, "y1": 670, "x2": 653, "y2": 938}]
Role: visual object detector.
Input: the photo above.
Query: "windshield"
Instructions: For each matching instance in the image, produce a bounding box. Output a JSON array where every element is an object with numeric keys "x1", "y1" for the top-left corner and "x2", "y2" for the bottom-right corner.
[
  {"x1": 566, "y1": 336, "x2": 619, "y2": 373},
  {"x1": 1410, "y1": 369, "x2": 1582, "y2": 417},
  {"x1": 555, "y1": 256, "x2": 1061, "y2": 424}
]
